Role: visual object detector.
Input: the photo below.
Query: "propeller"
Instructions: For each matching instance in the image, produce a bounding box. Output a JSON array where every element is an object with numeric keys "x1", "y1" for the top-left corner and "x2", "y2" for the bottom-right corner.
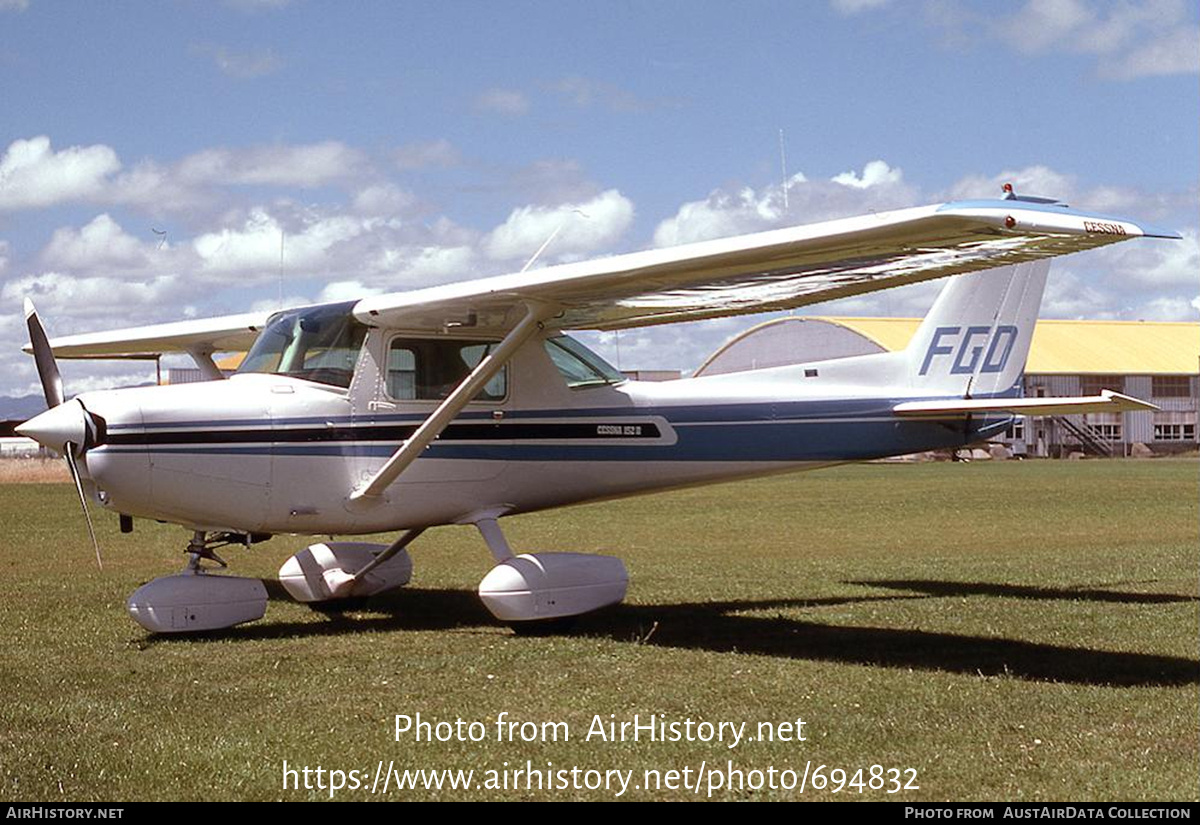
[{"x1": 17, "y1": 299, "x2": 103, "y2": 569}]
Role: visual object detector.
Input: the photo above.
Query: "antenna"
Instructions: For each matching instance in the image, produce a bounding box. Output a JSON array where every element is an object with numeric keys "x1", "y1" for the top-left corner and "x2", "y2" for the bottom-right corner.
[
  {"x1": 278, "y1": 229, "x2": 285, "y2": 309},
  {"x1": 520, "y1": 208, "x2": 589, "y2": 273},
  {"x1": 779, "y1": 128, "x2": 789, "y2": 215},
  {"x1": 521, "y1": 224, "x2": 564, "y2": 273}
]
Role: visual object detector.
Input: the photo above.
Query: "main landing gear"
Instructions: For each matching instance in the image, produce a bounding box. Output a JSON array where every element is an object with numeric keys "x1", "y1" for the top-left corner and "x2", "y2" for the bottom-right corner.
[
  {"x1": 472, "y1": 517, "x2": 628, "y2": 628},
  {"x1": 125, "y1": 520, "x2": 628, "y2": 634}
]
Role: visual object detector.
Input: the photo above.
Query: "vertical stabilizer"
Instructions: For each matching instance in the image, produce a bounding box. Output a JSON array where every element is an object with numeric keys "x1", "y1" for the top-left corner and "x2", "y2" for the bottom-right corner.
[{"x1": 904, "y1": 259, "x2": 1049, "y2": 397}]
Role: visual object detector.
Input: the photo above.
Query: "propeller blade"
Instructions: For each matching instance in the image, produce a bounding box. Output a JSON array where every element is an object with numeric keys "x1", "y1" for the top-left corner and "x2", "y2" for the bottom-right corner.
[
  {"x1": 22, "y1": 302, "x2": 102, "y2": 569},
  {"x1": 24, "y1": 298, "x2": 64, "y2": 409},
  {"x1": 63, "y1": 442, "x2": 103, "y2": 570}
]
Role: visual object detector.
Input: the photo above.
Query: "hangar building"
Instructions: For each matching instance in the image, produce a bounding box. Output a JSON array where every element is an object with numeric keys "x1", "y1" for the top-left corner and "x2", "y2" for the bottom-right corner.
[{"x1": 696, "y1": 317, "x2": 1200, "y2": 457}]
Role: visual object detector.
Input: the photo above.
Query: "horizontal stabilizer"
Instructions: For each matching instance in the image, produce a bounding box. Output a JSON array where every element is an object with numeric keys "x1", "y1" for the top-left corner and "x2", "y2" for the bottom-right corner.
[{"x1": 893, "y1": 390, "x2": 1159, "y2": 418}]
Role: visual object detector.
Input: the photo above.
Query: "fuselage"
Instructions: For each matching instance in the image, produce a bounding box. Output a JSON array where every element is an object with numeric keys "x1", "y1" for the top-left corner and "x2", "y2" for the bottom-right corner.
[{"x1": 74, "y1": 329, "x2": 1005, "y2": 535}]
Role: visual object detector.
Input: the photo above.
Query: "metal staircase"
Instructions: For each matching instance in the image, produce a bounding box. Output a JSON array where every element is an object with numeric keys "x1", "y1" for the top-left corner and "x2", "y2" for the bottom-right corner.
[{"x1": 1054, "y1": 415, "x2": 1113, "y2": 457}]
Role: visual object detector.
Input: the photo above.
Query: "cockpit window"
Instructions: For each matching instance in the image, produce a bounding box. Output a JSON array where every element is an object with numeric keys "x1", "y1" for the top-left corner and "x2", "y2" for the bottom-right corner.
[
  {"x1": 544, "y1": 335, "x2": 625, "y2": 389},
  {"x1": 238, "y1": 301, "x2": 367, "y2": 389}
]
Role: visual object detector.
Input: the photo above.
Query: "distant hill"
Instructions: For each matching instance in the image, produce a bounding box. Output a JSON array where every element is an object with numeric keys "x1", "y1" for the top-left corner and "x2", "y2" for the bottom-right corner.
[
  {"x1": 0, "y1": 395, "x2": 48, "y2": 422},
  {"x1": 1, "y1": 384, "x2": 157, "y2": 424}
]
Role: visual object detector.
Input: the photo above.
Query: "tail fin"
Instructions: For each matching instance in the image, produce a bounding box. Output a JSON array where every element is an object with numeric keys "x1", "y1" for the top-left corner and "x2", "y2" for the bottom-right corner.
[{"x1": 904, "y1": 259, "x2": 1049, "y2": 397}]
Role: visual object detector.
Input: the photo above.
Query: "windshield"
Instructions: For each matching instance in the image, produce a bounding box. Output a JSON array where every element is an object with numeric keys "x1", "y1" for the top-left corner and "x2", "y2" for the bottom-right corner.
[
  {"x1": 544, "y1": 335, "x2": 626, "y2": 389},
  {"x1": 238, "y1": 301, "x2": 367, "y2": 389}
]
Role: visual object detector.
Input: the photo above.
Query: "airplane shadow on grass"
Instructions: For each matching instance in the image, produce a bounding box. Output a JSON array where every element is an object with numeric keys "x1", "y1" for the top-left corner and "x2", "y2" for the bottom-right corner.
[{"x1": 149, "y1": 579, "x2": 1200, "y2": 688}]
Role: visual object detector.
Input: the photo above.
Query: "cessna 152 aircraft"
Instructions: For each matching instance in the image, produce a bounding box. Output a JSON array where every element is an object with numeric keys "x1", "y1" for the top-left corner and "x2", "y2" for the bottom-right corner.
[{"x1": 17, "y1": 191, "x2": 1177, "y2": 633}]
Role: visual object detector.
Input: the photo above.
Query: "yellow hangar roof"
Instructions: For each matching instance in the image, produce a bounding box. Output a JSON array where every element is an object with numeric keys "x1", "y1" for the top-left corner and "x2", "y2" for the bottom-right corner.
[{"x1": 818, "y1": 318, "x2": 1200, "y2": 375}]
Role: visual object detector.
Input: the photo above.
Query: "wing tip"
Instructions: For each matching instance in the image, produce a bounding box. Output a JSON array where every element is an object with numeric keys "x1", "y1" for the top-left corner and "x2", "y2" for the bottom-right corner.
[{"x1": 1135, "y1": 224, "x2": 1183, "y2": 241}]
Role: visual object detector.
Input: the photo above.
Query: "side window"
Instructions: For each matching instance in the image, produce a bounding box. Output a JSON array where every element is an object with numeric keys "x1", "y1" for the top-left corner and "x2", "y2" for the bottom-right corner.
[
  {"x1": 385, "y1": 338, "x2": 507, "y2": 402},
  {"x1": 387, "y1": 346, "x2": 418, "y2": 399}
]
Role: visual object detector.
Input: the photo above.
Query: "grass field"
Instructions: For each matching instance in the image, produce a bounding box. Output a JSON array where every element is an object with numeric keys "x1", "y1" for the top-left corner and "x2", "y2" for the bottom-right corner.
[{"x1": 0, "y1": 459, "x2": 1195, "y2": 801}]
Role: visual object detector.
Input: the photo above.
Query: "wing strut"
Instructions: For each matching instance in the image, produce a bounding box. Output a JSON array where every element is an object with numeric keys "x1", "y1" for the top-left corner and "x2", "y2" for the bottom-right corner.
[
  {"x1": 349, "y1": 301, "x2": 556, "y2": 502},
  {"x1": 185, "y1": 348, "x2": 225, "y2": 381}
]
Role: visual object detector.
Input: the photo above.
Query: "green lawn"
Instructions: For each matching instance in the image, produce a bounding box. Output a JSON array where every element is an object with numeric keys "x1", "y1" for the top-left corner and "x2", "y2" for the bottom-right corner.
[{"x1": 0, "y1": 459, "x2": 1195, "y2": 801}]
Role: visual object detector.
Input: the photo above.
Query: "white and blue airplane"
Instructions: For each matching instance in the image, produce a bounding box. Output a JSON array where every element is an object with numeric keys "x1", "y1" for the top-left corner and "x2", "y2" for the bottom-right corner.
[{"x1": 17, "y1": 192, "x2": 1177, "y2": 633}]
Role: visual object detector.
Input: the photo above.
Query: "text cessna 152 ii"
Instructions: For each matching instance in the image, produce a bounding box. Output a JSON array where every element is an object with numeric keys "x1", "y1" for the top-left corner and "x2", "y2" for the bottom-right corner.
[{"x1": 18, "y1": 190, "x2": 1177, "y2": 633}]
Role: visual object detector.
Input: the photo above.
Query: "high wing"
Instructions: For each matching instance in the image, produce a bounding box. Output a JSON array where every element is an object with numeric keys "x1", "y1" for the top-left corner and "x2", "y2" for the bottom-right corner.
[
  {"x1": 352, "y1": 199, "x2": 1179, "y2": 333},
  {"x1": 28, "y1": 311, "x2": 273, "y2": 359},
  {"x1": 35, "y1": 198, "x2": 1177, "y2": 359}
]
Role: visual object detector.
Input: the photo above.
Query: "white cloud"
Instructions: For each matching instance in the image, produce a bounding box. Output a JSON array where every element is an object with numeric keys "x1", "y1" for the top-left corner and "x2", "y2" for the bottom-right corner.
[
  {"x1": 40, "y1": 214, "x2": 156, "y2": 270},
  {"x1": 248, "y1": 293, "x2": 312, "y2": 313},
  {"x1": 109, "y1": 159, "x2": 214, "y2": 212},
  {"x1": 393, "y1": 245, "x2": 478, "y2": 281},
  {"x1": 393, "y1": 139, "x2": 460, "y2": 170},
  {"x1": 830, "y1": 0, "x2": 893, "y2": 14},
  {"x1": 475, "y1": 88, "x2": 530, "y2": 117},
  {"x1": 547, "y1": 76, "x2": 680, "y2": 113},
  {"x1": 178, "y1": 141, "x2": 366, "y2": 188},
  {"x1": 831, "y1": 159, "x2": 904, "y2": 189},
  {"x1": 487, "y1": 158, "x2": 601, "y2": 206},
  {"x1": 1, "y1": 271, "x2": 181, "y2": 318},
  {"x1": 652, "y1": 184, "x2": 785, "y2": 248},
  {"x1": 352, "y1": 183, "x2": 418, "y2": 217},
  {"x1": 483, "y1": 189, "x2": 634, "y2": 262},
  {"x1": 1102, "y1": 228, "x2": 1199, "y2": 289},
  {"x1": 997, "y1": 0, "x2": 1093, "y2": 53},
  {"x1": 988, "y1": 0, "x2": 1198, "y2": 80},
  {"x1": 939, "y1": 165, "x2": 1194, "y2": 224},
  {"x1": 192, "y1": 44, "x2": 285, "y2": 78},
  {"x1": 1131, "y1": 295, "x2": 1200, "y2": 321},
  {"x1": 1102, "y1": 24, "x2": 1200, "y2": 79},
  {"x1": 654, "y1": 161, "x2": 913, "y2": 247},
  {"x1": 0, "y1": 136, "x2": 120, "y2": 210},
  {"x1": 317, "y1": 280, "x2": 384, "y2": 303},
  {"x1": 1039, "y1": 266, "x2": 1120, "y2": 318},
  {"x1": 192, "y1": 208, "x2": 381, "y2": 279},
  {"x1": 941, "y1": 165, "x2": 1076, "y2": 202},
  {"x1": 0, "y1": 137, "x2": 374, "y2": 215}
]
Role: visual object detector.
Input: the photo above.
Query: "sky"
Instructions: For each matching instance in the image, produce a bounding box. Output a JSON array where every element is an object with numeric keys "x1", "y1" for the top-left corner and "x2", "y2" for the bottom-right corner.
[{"x1": 0, "y1": 0, "x2": 1197, "y2": 398}]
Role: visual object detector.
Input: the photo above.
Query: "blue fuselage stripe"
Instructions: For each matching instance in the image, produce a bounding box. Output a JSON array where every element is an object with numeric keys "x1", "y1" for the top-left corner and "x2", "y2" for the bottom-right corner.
[{"x1": 99, "y1": 401, "x2": 1011, "y2": 463}]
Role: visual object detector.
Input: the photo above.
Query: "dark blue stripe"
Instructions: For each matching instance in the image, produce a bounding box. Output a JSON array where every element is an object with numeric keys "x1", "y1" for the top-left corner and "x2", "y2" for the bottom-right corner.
[{"x1": 98, "y1": 414, "x2": 1012, "y2": 462}]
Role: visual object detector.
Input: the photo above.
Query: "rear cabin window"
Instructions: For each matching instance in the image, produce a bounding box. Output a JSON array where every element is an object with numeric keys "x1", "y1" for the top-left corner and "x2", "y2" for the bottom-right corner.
[{"x1": 386, "y1": 338, "x2": 507, "y2": 401}]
